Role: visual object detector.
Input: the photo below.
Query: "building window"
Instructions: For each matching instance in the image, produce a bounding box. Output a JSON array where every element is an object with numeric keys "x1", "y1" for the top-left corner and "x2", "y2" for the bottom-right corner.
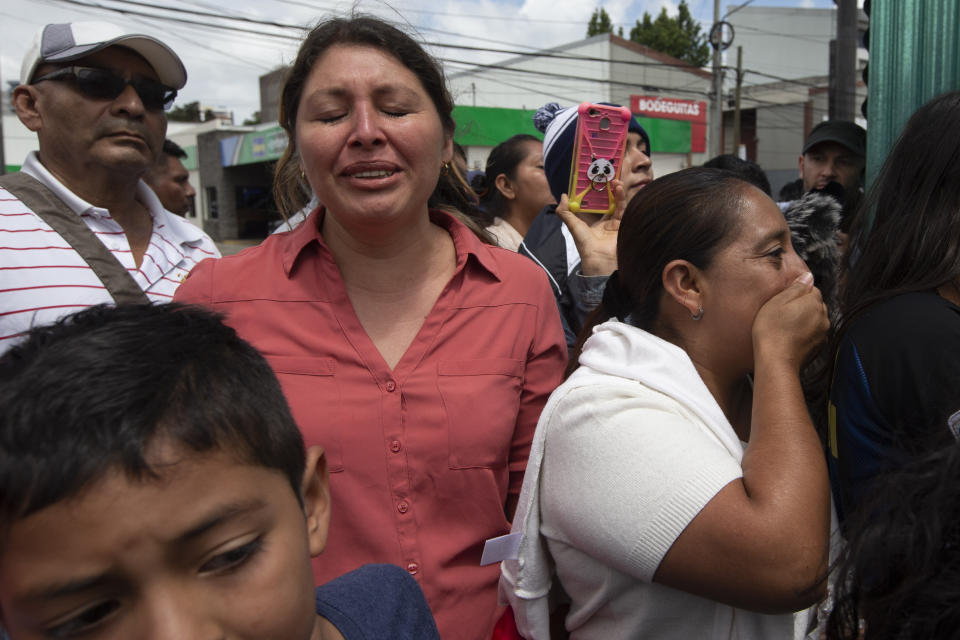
[{"x1": 206, "y1": 187, "x2": 218, "y2": 219}]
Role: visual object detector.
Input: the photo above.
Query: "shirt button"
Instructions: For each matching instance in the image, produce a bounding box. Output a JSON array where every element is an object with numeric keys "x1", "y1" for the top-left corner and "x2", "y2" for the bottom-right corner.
[
  {"x1": 390, "y1": 440, "x2": 401, "y2": 453},
  {"x1": 407, "y1": 562, "x2": 419, "y2": 574},
  {"x1": 385, "y1": 380, "x2": 397, "y2": 392},
  {"x1": 397, "y1": 501, "x2": 409, "y2": 514}
]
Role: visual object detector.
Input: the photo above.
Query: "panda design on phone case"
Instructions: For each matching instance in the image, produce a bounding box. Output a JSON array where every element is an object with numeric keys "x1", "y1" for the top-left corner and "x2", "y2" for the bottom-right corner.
[
  {"x1": 567, "y1": 103, "x2": 631, "y2": 215},
  {"x1": 587, "y1": 157, "x2": 614, "y2": 190},
  {"x1": 570, "y1": 156, "x2": 616, "y2": 214}
]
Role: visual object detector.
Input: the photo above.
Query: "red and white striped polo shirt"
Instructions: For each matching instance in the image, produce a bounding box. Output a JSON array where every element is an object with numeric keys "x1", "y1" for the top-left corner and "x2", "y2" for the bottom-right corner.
[{"x1": 0, "y1": 152, "x2": 220, "y2": 353}]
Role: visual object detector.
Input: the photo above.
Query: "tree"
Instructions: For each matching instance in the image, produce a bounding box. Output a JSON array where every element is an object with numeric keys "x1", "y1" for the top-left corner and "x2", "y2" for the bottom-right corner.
[
  {"x1": 587, "y1": 7, "x2": 614, "y2": 36},
  {"x1": 628, "y1": 0, "x2": 710, "y2": 67},
  {"x1": 167, "y1": 101, "x2": 201, "y2": 122},
  {"x1": 242, "y1": 111, "x2": 262, "y2": 126}
]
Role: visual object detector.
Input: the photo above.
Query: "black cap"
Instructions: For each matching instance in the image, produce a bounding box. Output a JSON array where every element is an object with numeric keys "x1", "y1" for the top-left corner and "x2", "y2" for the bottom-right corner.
[{"x1": 802, "y1": 121, "x2": 866, "y2": 157}]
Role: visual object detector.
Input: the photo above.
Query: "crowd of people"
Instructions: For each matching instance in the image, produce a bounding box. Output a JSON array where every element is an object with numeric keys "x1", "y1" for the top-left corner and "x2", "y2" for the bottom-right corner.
[{"x1": 0, "y1": 14, "x2": 958, "y2": 640}]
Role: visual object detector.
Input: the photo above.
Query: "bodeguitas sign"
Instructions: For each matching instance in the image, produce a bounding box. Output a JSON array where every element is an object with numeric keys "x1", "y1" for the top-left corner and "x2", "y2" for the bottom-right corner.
[{"x1": 631, "y1": 95, "x2": 707, "y2": 153}]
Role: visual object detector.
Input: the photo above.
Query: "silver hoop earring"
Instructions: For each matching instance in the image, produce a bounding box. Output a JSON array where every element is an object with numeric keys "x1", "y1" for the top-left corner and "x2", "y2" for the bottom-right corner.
[{"x1": 691, "y1": 305, "x2": 704, "y2": 321}]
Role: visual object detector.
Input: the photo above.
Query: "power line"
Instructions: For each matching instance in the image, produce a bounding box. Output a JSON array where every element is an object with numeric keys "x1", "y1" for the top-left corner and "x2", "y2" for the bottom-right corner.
[
  {"x1": 48, "y1": 0, "x2": 826, "y2": 102},
  {"x1": 54, "y1": 0, "x2": 303, "y2": 40},
  {"x1": 441, "y1": 57, "x2": 710, "y2": 98},
  {"x1": 78, "y1": 0, "x2": 712, "y2": 75},
  {"x1": 272, "y1": 0, "x2": 591, "y2": 25}
]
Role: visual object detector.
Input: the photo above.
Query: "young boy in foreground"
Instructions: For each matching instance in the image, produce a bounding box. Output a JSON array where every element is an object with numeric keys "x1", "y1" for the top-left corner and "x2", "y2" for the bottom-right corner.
[{"x1": 0, "y1": 303, "x2": 440, "y2": 640}]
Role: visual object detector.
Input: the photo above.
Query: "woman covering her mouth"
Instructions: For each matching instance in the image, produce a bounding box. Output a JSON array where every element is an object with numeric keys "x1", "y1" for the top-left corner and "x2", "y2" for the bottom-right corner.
[
  {"x1": 504, "y1": 168, "x2": 831, "y2": 639},
  {"x1": 175, "y1": 15, "x2": 567, "y2": 640}
]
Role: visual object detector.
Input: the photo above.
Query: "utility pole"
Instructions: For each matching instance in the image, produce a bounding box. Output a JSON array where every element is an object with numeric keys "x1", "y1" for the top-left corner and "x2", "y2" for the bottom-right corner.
[
  {"x1": 711, "y1": 0, "x2": 723, "y2": 156},
  {"x1": 733, "y1": 46, "x2": 743, "y2": 156},
  {"x1": 832, "y1": 0, "x2": 858, "y2": 121},
  {"x1": 0, "y1": 67, "x2": 6, "y2": 176}
]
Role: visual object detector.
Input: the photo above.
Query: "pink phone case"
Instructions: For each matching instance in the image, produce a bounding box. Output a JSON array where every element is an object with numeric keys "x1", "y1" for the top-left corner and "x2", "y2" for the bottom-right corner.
[{"x1": 567, "y1": 103, "x2": 632, "y2": 215}]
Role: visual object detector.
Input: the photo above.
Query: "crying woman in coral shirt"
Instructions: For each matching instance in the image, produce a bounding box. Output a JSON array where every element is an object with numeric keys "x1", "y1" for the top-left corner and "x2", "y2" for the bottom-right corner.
[{"x1": 175, "y1": 16, "x2": 566, "y2": 640}]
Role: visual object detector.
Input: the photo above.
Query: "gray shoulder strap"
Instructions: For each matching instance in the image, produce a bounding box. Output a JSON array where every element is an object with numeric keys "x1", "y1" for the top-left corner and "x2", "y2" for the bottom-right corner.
[{"x1": 0, "y1": 172, "x2": 150, "y2": 305}]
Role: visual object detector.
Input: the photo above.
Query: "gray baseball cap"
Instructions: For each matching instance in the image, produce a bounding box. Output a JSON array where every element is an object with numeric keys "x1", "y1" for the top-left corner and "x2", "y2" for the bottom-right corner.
[{"x1": 21, "y1": 22, "x2": 187, "y2": 89}]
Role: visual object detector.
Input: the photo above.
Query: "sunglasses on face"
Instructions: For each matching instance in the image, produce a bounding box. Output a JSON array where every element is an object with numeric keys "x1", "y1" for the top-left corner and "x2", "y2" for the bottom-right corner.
[{"x1": 31, "y1": 66, "x2": 178, "y2": 111}]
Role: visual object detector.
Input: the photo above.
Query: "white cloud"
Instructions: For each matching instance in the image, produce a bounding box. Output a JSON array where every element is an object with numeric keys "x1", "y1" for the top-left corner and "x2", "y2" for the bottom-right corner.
[{"x1": 1, "y1": 0, "x2": 833, "y2": 123}]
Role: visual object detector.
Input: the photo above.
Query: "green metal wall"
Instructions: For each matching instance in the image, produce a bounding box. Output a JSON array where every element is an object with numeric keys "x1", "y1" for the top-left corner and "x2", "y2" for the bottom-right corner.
[
  {"x1": 452, "y1": 105, "x2": 694, "y2": 154},
  {"x1": 866, "y1": 0, "x2": 960, "y2": 186}
]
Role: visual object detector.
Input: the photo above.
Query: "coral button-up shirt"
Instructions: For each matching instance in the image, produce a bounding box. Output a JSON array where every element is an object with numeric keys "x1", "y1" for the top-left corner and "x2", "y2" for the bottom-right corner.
[{"x1": 175, "y1": 208, "x2": 566, "y2": 640}]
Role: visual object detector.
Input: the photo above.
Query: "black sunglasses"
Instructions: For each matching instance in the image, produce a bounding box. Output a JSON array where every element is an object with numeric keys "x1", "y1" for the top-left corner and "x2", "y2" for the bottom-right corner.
[{"x1": 32, "y1": 66, "x2": 178, "y2": 112}]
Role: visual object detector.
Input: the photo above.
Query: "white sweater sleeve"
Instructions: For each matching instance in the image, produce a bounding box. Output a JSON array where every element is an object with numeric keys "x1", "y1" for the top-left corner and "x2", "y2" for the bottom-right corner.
[{"x1": 539, "y1": 383, "x2": 744, "y2": 582}]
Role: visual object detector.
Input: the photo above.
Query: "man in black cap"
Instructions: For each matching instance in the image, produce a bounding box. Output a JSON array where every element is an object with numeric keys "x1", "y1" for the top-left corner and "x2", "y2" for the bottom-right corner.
[
  {"x1": 0, "y1": 22, "x2": 218, "y2": 353},
  {"x1": 798, "y1": 120, "x2": 866, "y2": 200}
]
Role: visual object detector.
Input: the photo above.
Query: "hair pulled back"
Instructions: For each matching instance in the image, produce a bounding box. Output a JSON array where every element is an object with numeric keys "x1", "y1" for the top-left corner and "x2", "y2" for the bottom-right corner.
[
  {"x1": 273, "y1": 15, "x2": 455, "y2": 217},
  {"x1": 570, "y1": 168, "x2": 749, "y2": 371}
]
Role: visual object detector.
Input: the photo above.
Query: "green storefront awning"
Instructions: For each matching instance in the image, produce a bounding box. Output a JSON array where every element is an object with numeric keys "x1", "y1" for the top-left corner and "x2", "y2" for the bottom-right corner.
[
  {"x1": 220, "y1": 126, "x2": 288, "y2": 167},
  {"x1": 216, "y1": 106, "x2": 694, "y2": 168},
  {"x1": 636, "y1": 117, "x2": 691, "y2": 154},
  {"x1": 452, "y1": 106, "x2": 543, "y2": 146},
  {"x1": 453, "y1": 106, "x2": 693, "y2": 154}
]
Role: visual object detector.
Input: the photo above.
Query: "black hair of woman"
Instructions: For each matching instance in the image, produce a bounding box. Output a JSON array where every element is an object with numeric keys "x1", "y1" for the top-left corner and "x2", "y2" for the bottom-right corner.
[
  {"x1": 274, "y1": 15, "x2": 454, "y2": 218},
  {"x1": 428, "y1": 160, "x2": 495, "y2": 244},
  {"x1": 702, "y1": 154, "x2": 772, "y2": 197},
  {"x1": 568, "y1": 168, "x2": 746, "y2": 373},
  {"x1": 481, "y1": 134, "x2": 543, "y2": 219},
  {"x1": 838, "y1": 91, "x2": 960, "y2": 333},
  {"x1": 272, "y1": 14, "x2": 491, "y2": 242},
  {"x1": 826, "y1": 441, "x2": 960, "y2": 639}
]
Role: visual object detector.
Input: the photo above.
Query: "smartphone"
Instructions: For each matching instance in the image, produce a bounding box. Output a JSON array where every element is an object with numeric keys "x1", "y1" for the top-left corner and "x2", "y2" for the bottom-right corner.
[{"x1": 567, "y1": 103, "x2": 632, "y2": 215}]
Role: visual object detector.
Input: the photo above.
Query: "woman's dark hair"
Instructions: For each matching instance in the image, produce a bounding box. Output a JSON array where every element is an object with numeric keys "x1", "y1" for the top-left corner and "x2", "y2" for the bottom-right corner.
[
  {"x1": 480, "y1": 134, "x2": 542, "y2": 219},
  {"x1": 826, "y1": 442, "x2": 960, "y2": 639},
  {"x1": 569, "y1": 168, "x2": 750, "y2": 372},
  {"x1": 839, "y1": 91, "x2": 960, "y2": 331},
  {"x1": 273, "y1": 15, "x2": 455, "y2": 217},
  {"x1": 428, "y1": 166, "x2": 495, "y2": 244},
  {"x1": 0, "y1": 304, "x2": 307, "y2": 533},
  {"x1": 702, "y1": 154, "x2": 772, "y2": 196}
]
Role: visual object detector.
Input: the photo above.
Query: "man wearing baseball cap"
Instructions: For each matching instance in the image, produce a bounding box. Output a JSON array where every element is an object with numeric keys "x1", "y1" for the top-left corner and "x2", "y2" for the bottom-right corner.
[
  {"x1": 0, "y1": 22, "x2": 218, "y2": 353},
  {"x1": 798, "y1": 120, "x2": 866, "y2": 201}
]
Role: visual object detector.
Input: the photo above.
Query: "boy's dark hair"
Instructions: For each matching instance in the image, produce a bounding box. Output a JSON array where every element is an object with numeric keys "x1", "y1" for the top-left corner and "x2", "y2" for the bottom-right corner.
[{"x1": 0, "y1": 303, "x2": 306, "y2": 532}]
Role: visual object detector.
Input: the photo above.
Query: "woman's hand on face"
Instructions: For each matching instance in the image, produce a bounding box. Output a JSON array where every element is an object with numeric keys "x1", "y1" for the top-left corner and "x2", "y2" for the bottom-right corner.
[
  {"x1": 752, "y1": 272, "x2": 829, "y2": 370},
  {"x1": 555, "y1": 180, "x2": 626, "y2": 277}
]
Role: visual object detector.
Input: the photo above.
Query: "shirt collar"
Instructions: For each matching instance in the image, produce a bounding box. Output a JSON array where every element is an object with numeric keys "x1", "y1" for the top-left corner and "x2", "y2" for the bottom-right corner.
[
  {"x1": 281, "y1": 207, "x2": 502, "y2": 282},
  {"x1": 21, "y1": 151, "x2": 206, "y2": 246},
  {"x1": 21, "y1": 151, "x2": 106, "y2": 218}
]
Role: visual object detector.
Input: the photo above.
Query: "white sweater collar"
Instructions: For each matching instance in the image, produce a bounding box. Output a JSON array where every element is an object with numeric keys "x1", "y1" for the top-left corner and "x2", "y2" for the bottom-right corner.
[{"x1": 578, "y1": 320, "x2": 743, "y2": 459}]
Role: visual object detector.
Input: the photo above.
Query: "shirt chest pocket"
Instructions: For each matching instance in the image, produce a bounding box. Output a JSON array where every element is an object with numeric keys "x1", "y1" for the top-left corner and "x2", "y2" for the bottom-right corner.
[
  {"x1": 438, "y1": 358, "x2": 525, "y2": 469},
  {"x1": 266, "y1": 355, "x2": 344, "y2": 473}
]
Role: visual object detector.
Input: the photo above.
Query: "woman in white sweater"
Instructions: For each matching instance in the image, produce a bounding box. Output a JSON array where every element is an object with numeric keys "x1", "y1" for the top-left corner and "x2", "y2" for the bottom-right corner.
[{"x1": 502, "y1": 167, "x2": 831, "y2": 639}]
